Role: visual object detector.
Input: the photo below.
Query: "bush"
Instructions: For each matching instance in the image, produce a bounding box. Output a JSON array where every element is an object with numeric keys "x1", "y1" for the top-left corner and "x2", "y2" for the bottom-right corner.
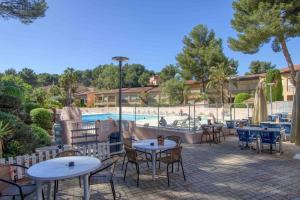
[
  {"x1": 30, "y1": 124, "x2": 51, "y2": 146},
  {"x1": 0, "y1": 93, "x2": 22, "y2": 114},
  {"x1": 0, "y1": 112, "x2": 39, "y2": 157},
  {"x1": 24, "y1": 102, "x2": 40, "y2": 114},
  {"x1": 30, "y1": 108, "x2": 53, "y2": 132},
  {"x1": 234, "y1": 93, "x2": 250, "y2": 108}
]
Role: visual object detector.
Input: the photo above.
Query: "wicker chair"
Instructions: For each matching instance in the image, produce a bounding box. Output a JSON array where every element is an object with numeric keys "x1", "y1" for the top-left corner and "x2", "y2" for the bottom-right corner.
[
  {"x1": 200, "y1": 125, "x2": 213, "y2": 145},
  {"x1": 123, "y1": 147, "x2": 150, "y2": 187},
  {"x1": 0, "y1": 164, "x2": 44, "y2": 200},
  {"x1": 157, "y1": 146, "x2": 186, "y2": 186},
  {"x1": 89, "y1": 155, "x2": 120, "y2": 200},
  {"x1": 158, "y1": 135, "x2": 181, "y2": 169},
  {"x1": 122, "y1": 138, "x2": 150, "y2": 170},
  {"x1": 214, "y1": 126, "x2": 225, "y2": 143},
  {"x1": 53, "y1": 149, "x2": 82, "y2": 200}
]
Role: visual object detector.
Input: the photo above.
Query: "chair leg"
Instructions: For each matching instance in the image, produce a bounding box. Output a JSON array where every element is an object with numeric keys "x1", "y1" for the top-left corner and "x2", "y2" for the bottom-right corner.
[
  {"x1": 53, "y1": 180, "x2": 58, "y2": 200},
  {"x1": 136, "y1": 163, "x2": 140, "y2": 187},
  {"x1": 124, "y1": 162, "x2": 129, "y2": 181},
  {"x1": 167, "y1": 163, "x2": 170, "y2": 187},
  {"x1": 110, "y1": 180, "x2": 116, "y2": 200},
  {"x1": 177, "y1": 162, "x2": 180, "y2": 172},
  {"x1": 122, "y1": 153, "x2": 126, "y2": 170},
  {"x1": 78, "y1": 177, "x2": 81, "y2": 188},
  {"x1": 145, "y1": 153, "x2": 149, "y2": 168},
  {"x1": 172, "y1": 163, "x2": 174, "y2": 173},
  {"x1": 180, "y1": 160, "x2": 186, "y2": 181},
  {"x1": 209, "y1": 134, "x2": 212, "y2": 146},
  {"x1": 200, "y1": 134, "x2": 203, "y2": 144}
]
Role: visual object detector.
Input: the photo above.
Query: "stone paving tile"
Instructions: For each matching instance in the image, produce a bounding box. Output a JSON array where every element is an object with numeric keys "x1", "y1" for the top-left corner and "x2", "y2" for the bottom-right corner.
[{"x1": 26, "y1": 136, "x2": 300, "y2": 200}]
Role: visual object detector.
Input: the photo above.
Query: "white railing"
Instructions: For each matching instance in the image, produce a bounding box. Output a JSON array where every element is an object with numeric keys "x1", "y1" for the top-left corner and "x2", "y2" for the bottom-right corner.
[{"x1": 0, "y1": 142, "x2": 123, "y2": 180}]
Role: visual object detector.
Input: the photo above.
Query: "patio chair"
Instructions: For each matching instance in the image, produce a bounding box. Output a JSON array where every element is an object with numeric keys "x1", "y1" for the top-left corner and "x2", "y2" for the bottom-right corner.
[
  {"x1": 249, "y1": 130, "x2": 260, "y2": 152},
  {"x1": 0, "y1": 164, "x2": 44, "y2": 200},
  {"x1": 281, "y1": 124, "x2": 292, "y2": 140},
  {"x1": 200, "y1": 125, "x2": 213, "y2": 146},
  {"x1": 157, "y1": 135, "x2": 182, "y2": 169},
  {"x1": 89, "y1": 155, "x2": 120, "y2": 200},
  {"x1": 259, "y1": 131, "x2": 281, "y2": 154},
  {"x1": 121, "y1": 138, "x2": 151, "y2": 170},
  {"x1": 214, "y1": 126, "x2": 225, "y2": 143},
  {"x1": 236, "y1": 129, "x2": 254, "y2": 149},
  {"x1": 53, "y1": 149, "x2": 82, "y2": 200},
  {"x1": 123, "y1": 147, "x2": 150, "y2": 187},
  {"x1": 226, "y1": 120, "x2": 235, "y2": 128},
  {"x1": 157, "y1": 146, "x2": 186, "y2": 186}
]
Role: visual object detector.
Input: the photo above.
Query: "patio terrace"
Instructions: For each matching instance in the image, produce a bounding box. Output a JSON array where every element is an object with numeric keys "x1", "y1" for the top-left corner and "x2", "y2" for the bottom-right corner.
[{"x1": 28, "y1": 136, "x2": 300, "y2": 200}]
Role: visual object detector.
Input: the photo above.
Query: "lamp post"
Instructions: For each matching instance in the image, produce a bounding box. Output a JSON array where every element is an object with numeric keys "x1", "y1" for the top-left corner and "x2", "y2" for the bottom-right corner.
[
  {"x1": 112, "y1": 56, "x2": 129, "y2": 137},
  {"x1": 267, "y1": 82, "x2": 275, "y2": 115}
]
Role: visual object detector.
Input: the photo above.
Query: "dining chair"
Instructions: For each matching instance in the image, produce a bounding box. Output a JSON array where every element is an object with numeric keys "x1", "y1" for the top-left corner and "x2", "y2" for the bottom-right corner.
[
  {"x1": 0, "y1": 164, "x2": 44, "y2": 200},
  {"x1": 214, "y1": 125, "x2": 225, "y2": 143},
  {"x1": 121, "y1": 138, "x2": 150, "y2": 170},
  {"x1": 236, "y1": 129, "x2": 254, "y2": 149},
  {"x1": 157, "y1": 146, "x2": 186, "y2": 186},
  {"x1": 200, "y1": 125, "x2": 213, "y2": 145},
  {"x1": 157, "y1": 135, "x2": 182, "y2": 169},
  {"x1": 123, "y1": 147, "x2": 150, "y2": 187},
  {"x1": 89, "y1": 155, "x2": 120, "y2": 200},
  {"x1": 259, "y1": 131, "x2": 281, "y2": 154},
  {"x1": 53, "y1": 149, "x2": 82, "y2": 200},
  {"x1": 225, "y1": 120, "x2": 235, "y2": 135}
]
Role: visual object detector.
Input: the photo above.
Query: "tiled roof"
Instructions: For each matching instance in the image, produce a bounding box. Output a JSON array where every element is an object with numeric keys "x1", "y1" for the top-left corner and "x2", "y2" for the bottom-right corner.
[
  {"x1": 279, "y1": 64, "x2": 300, "y2": 73},
  {"x1": 123, "y1": 87, "x2": 154, "y2": 93}
]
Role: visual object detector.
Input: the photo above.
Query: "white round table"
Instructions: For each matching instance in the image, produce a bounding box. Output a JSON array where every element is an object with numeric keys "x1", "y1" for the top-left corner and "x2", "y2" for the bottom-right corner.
[
  {"x1": 27, "y1": 156, "x2": 101, "y2": 200},
  {"x1": 132, "y1": 139, "x2": 176, "y2": 180}
]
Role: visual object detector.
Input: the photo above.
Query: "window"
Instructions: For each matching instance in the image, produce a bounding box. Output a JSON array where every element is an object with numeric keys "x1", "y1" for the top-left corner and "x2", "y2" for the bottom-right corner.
[{"x1": 287, "y1": 79, "x2": 295, "y2": 93}]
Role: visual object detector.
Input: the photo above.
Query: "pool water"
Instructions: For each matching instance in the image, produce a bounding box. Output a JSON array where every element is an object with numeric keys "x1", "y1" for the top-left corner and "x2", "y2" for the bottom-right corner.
[{"x1": 82, "y1": 113, "x2": 157, "y2": 122}]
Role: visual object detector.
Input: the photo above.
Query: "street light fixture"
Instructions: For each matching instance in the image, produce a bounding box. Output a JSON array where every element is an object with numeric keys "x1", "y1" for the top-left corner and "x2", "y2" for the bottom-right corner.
[
  {"x1": 112, "y1": 56, "x2": 129, "y2": 137},
  {"x1": 267, "y1": 82, "x2": 275, "y2": 115}
]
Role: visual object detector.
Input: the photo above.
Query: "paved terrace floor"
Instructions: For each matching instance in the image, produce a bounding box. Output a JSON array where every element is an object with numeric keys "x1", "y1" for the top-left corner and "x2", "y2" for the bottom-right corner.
[{"x1": 30, "y1": 136, "x2": 300, "y2": 200}]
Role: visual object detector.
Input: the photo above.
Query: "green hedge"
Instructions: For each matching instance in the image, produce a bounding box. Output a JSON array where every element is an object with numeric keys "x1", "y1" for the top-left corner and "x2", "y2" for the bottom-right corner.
[
  {"x1": 24, "y1": 102, "x2": 40, "y2": 114},
  {"x1": 30, "y1": 124, "x2": 51, "y2": 147},
  {"x1": 30, "y1": 108, "x2": 53, "y2": 132},
  {"x1": 234, "y1": 93, "x2": 250, "y2": 108}
]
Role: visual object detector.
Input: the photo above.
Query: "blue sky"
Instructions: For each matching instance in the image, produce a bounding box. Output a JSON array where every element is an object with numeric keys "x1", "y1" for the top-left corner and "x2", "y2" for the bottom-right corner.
[{"x1": 0, "y1": 0, "x2": 299, "y2": 75}]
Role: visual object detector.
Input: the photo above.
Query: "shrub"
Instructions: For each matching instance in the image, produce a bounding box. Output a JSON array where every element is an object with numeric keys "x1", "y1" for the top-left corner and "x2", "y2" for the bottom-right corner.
[
  {"x1": 265, "y1": 69, "x2": 283, "y2": 101},
  {"x1": 30, "y1": 124, "x2": 51, "y2": 147},
  {"x1": 0, "y1": 93, "x2": 22, "y2": 114},
  {"x1": 24, "y1": 102, "x2": 41, "y2": 114},
  {"x1": 234, "y1": 93, "x2": 250, "y2": 108},
  {"x1": 0, "y1": 112, "x2": 39, "y2": 157},
  {"x1": 30, "y1": 108, "x2": 53, "y2": 132}
]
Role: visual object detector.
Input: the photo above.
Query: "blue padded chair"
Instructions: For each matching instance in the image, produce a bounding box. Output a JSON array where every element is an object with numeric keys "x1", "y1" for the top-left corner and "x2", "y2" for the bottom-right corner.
[
  {"x1": 236, "y1": 129, "x2": 254, "y2": 149},
  {"x1": 260, "y1": 122, "x2": 270, "y2": 128},
  {"x1": 226, "y1": 120, "x2": 235, "y2": 129},
  {"x1": 259, "y1": 130, "x2": 281, "y2": 154},
  {"x1": 268, "y1": 115, "x2": 277, "y2": 122},
  {"x1": 268, "y1": 123, "x2": 281, "y2": 129}
]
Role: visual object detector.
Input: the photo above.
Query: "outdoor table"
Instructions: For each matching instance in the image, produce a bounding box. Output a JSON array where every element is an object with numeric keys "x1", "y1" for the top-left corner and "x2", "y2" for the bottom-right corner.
[
  {"x1": 27, "y1": 156, "x2": 101, "y2": 200},
  {"x1": 260, "y1": 121, "x2": 291, "y2": 126},
  {"x1": 132, "y1": 139, "x2": 176, "y2": 180},
  {"x1": 238, "y1": 126, "x2": 283, "y2": 153}
]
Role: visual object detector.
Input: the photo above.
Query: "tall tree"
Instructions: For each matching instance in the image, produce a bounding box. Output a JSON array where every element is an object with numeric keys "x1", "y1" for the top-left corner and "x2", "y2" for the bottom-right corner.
[
  {"x1": 138, "y1": 72, "x2": 151, "y2": 87},
  {"x1": 0, "y1": 0, "x2": 47, "y2": 24},
  {"x1": 59, "y1": 68, "x2": 78, "y2": 106},
  {"x1": 265, "y1": 69, "x2": 283, "y2": 102},
  {"x1": 159, "y1": 64, "x2": 179, "y2": 83},
  {"x1": 19, "y1": 67, "x2": 38, "y2": 86},
  {"x1": 93, "y1": 64, "x2": 119, "y2": 90},
  {"x1": 177, "y1": 24, "x2": 236, "y2": 92},
  {"x1": 229, "y1": 0, "x2": 300, "y2": 85},
  {"x1": 247, "y1": 61, "x2": 276, "y2": 74},
  {"x1": 37, "y1": 73, "x2": 59, "y2": 86},
  {"x1": 4, "y1": 68, "x2": 16, "y2": 76},
  {"x1": 206, "y1": 62, "x2": 233, "y2": 104},
  {"x1": 160, "y1": 78, "x2": 190, "y2": 105},
  {"x1": 123, "y1": 64, "x2": 148, "y2": 88}
]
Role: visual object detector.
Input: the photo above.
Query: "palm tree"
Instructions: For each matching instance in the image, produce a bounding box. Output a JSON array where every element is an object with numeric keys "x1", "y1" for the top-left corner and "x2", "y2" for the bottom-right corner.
[
  {"x1": 0, "y1": 121, "x2": 13, "y2": 158},
  {"x1": 59, "y1": 68, "x2": 78, "y2": 106},
  {"x1": 206, "y1": 63, "x2": 231, "y2": 105}
]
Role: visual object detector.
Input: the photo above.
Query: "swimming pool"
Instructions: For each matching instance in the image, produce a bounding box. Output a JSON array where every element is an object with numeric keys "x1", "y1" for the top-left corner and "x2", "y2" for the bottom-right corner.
[{"x1": 82, "y1": 113, "x2": 157, "y2": 122}]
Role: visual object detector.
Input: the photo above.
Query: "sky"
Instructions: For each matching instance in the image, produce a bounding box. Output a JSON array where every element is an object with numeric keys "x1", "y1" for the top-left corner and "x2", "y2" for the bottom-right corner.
[{"x1": 0, "y1": 0, "x2": 299, "y2": 75}]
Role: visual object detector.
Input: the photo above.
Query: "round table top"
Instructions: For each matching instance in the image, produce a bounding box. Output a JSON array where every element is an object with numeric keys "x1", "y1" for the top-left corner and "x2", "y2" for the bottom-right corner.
[
  {"x1": 237, "y1": 126, "x2": 281, "y2": 132},
  {"x1": 133, "y1": 139, "x2": 176, "y2": 151},
  {"x1": 27, "y1": 156, "x2": 101, "y2": 181}
]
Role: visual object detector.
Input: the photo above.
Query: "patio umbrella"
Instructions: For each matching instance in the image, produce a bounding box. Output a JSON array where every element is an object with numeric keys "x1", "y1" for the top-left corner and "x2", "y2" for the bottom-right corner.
[
  {"x1": 291, "y1": 72, "x2": 300, "y2": 146},
  {"x1": 252, "y1": 79, "x2": 268, "y2": 125}
]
